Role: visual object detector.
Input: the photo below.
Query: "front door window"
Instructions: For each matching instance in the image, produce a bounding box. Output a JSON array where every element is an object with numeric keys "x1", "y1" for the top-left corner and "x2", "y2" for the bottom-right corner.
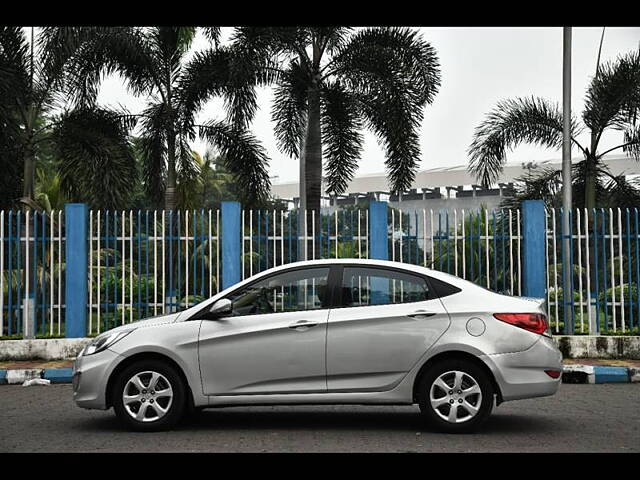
[{"x1": 226, "y1": 267, "x2": 331, "y2": 316}]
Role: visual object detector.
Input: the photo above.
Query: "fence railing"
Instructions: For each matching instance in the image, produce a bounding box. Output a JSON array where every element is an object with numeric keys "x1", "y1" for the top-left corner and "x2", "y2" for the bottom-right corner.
[
  {"x1": 0, "y1": 210, "x2": 65, "y2": 339},
  {"x1": 87, "y1": 209, "x2": 221, "y2": 335},
  {"x1": 2, "y1": 201, "x2": 639, "y2": 339},
  {"x1": 546, "y1": 208, "x2": 640, "y2": 335},
  {"x1": 240, "y1": 208, "x2": 370, "y2": 280},
  {"x1": 388, "y1": 207, "x2": 523, "y2": 296}
]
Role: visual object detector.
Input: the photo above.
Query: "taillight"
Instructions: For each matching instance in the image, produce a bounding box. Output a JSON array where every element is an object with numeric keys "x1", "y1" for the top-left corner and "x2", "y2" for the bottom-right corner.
[
  {"x1": 545, "y1": 370, "x2": 561, "y2": 379},
  {"x1": 493, "y1": 313, "x2": 549, "y2": 336}
]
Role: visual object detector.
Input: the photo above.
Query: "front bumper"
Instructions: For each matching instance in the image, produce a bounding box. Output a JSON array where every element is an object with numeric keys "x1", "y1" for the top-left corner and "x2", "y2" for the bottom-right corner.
[
  {"x1": 72, "y1": 347, "x2": 123, "y2": 410},
  {"x1": 483, "y1": 335, "x2": 563, "y2": 402}
]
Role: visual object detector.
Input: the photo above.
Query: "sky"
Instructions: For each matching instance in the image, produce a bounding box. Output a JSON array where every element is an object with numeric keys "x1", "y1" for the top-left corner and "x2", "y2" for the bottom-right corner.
[{"x1": 94, "y1": 27, "x2": 640, "y2": 186}]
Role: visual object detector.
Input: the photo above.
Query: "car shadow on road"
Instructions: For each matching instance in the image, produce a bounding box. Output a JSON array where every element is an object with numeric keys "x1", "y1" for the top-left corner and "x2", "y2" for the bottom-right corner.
[{"x1": 76, "y1": 407, "x2": 559, "y2": 436}]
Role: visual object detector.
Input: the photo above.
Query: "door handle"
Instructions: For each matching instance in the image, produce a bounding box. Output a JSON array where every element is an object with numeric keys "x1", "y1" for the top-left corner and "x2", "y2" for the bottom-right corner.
[
  {"x1": 288, "y1": 320, "x2": 319, "y2": 330},
  {"x1": 407, "y1": 310, "x2": 437, "y2": 318}
]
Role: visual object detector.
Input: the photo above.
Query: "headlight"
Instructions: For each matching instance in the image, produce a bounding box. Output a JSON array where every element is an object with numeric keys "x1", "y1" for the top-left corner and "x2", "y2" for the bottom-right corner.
[{"x1": 83, "y1": 330, "x2": 134, "y2": 356}]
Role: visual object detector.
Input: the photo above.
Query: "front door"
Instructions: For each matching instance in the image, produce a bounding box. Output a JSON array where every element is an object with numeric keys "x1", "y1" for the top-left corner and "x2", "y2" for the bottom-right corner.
[{"x1": 198, "y1": 267, "x2": 331, "y2": 396}]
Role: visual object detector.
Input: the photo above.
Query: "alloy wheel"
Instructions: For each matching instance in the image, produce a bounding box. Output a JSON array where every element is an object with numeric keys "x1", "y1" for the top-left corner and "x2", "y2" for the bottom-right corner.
[
  {"x1": 122, "y1": 371, "x2": 174, "y2": 422},
  {"x1": 429, "y1": 370, "x2": 483, "y2": 424}
]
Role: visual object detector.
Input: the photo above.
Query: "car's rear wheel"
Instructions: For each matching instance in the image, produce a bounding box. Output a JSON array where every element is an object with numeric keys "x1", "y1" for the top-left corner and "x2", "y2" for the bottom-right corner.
[
  {"x1": 418, "y1": 358, "x2": 494, "y2": 433},
  {"x1": 112, "y1": 360, "x2": 185, "y2": 432}
]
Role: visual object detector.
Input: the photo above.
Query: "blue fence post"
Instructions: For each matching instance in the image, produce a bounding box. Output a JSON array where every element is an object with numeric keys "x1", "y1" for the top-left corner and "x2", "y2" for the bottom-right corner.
[
  {"x1": 65, "y1": 203, "x2": 88, "y2": 338},
  {"x1": 221, "y1": 201, "x2": 241, "y2": 289},
  {"x1": 522, "y1": 200, "x2": 546, "y2": 300},
  {"x1": 369, "y1": 201, "x2": 389, "y2": 261}
]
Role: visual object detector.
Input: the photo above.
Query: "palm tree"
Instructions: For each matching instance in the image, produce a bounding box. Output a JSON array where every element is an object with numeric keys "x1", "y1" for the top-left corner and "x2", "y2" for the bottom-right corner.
[
  {"x1": 0, "y1": 26, "x2": 134, "y2": 210},
  {"x1": 229, "y1": 27, "x2": 441, "y2": 255},
  {"x1": 468, "y1": 48, "x2": 640, "y2": 211},
  {"x1": 65, "y1": 26, "x2": 271, "y2": 210}
]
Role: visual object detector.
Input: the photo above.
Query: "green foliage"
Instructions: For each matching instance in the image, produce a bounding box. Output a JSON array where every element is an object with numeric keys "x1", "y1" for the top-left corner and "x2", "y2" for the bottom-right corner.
[
  {"x1": 232, "y1": 27, "x2": 441, "y2": 197},
  {"x1": 53, "y1": 107, "x2": 138, "y2": 209},
  {"x1": 65, "y1": 26, "x2": 272, "y2": 209},
  {"x1": 0, "y1": 27, "x2": 134, "y2": 209}
]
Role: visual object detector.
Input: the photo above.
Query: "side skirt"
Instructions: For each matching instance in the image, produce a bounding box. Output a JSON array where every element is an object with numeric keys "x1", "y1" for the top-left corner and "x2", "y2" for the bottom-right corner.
[{"x1": 206, "y1": 378, "x2": 416, "y2": 407}]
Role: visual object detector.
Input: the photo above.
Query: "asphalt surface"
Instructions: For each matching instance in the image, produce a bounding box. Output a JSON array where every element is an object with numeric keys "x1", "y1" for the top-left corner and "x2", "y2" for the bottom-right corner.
[{"x1": 1, "y1": 384, "x2": 638, "y2": 452}]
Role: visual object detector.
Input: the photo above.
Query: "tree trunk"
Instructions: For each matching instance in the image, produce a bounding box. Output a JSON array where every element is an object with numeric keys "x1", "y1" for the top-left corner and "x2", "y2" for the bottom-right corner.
[
  {"x1": 302, "y1": 86, "x2": 322, "y2": 259},
  {"x1": 21, "y1": 127, "x2": 36, "y2": 338},
  {"x1": 584, "y1": 161, "x2": 597, "y2": 212},
  {"x1": 22, "y1": 147, "x2": 36, "y2": 203},
  {"x1": 297, "y1": 133, "x2": 307, "y2": 260},
  {"x1": 165, "y1": 131, "x2": 177, "y2": 212},
  {"x1": 585, "y1": 129, "x2": 601, "y2": 211},
  {"x1": 585, "y1": 134, "x2": 599, "y2": 333}
]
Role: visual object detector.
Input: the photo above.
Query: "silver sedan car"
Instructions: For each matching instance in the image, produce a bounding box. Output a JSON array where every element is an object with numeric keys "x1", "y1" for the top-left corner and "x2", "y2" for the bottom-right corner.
[{"x1": 73, "y1": 259, "x2": 562, "y2": 433}]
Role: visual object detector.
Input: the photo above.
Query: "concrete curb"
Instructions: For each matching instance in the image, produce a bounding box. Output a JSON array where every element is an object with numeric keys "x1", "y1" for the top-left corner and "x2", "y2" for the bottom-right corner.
[
  {"x1": 554, "y1": 336, "x2": 640, "y2": 360},
  {"x1": 0, "y1": 338, "x2": 91, "y2": 361},
  {"x1": 43, "y1": 368, "x2": 74, "y2": 384},
  {"x1": 562, "y1": 365, "x2": 640, "y2": 384},
  {"x1": 0, "y1": 367, "x2": 73, "y2": 385}
]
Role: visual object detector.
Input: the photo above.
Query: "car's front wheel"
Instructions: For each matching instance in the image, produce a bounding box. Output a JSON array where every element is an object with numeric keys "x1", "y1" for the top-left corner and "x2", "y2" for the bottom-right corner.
[
  {"x1": 112, "y1": 360, "x2": 186, "y2": 432},
  {"x1": 417, "y1": 358, "x2": 494, "y2": 433}
]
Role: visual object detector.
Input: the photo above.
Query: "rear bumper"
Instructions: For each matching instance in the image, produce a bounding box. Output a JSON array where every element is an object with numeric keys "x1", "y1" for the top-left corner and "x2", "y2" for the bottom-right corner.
[
  {"x1": 72, "y1": 347, "x2": 123, "y2": 410},
  {"x1": 483, "y1": 336, "x2": 563, "y2": 402}
]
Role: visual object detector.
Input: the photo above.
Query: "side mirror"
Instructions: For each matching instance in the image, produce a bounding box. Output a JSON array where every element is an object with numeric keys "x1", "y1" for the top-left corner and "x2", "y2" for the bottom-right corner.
[{"x1": 207, "y1": 298, "x2": 232, "y2": 318}]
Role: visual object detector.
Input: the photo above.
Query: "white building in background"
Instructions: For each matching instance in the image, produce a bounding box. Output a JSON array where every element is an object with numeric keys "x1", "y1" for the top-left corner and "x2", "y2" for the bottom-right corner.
[{"x1": 271, "y1": 154, "x2": 640, "y2": 213}]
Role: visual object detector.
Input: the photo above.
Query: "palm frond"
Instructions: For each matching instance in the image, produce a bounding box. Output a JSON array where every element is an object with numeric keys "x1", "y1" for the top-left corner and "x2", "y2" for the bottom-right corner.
[
  {"x1": 176, "y1": 134, "x2": 199, "y2": 185},
  {"x1": 321, "y1": 27, "x2": 441, "y2": 194},
  {"x1": 197, "y1": 121, "x2": 271, "y2": 205},
  {"x1": 0, "y1": 27, "x2": 30, "y2": 111},
  {"x1": 176, "y1": 47, "x2": 229, "y2": 126},
  {"x1": 583, "y1": 49, "x2": 640, "y2": 136},
  {"x1": 312, "y1": 27, "x2": 353, "y2": 55},
  {"x1": 150, "y1": 27, "x2": 196, "y2": 71},
  {"x1": 230, "y1": 27, "x2": 309, "y2": 65},
  {"x1": 321, "y1": 81, "x2": 363, "y2": 195},
  {"x1": 357, "y1": 82, "x2": 422, "y2": 194},
  {"x1": 0, "y1": 108, "x2": 23, "y2": 209},
  {"x1": 35, "y1": 27, "x2": 107, "y2": 109},
  {"x1": 66, "y1": 27, "x2": 160, "y2": 106},
  {"x1": 500, "y1": 167, "x2": 562, "y2": 210},
  {"x1": 468, "y1": 96, "x2": 582, "y2": 188},
  {"x1": 201, "y1": 27, "x2": 221, "y2": 46},
  {"x1": 332, "y1": 27, "x2": 441, "y2": 106},
  {"x1": 623, "y1": 122, "x2": 640, "y2": 161},
  {"x1": 271, "y1": 59, "x2": 310, "y2": 158},
  {"x1": 177, "y1": 45, "x2": 267, "y2": 130},
  {"x1": 136, "y1": 102, "x2": 172, "y2": 206},
  {"x1": 601, "y1": 171, "x2": 640, "y2": 208},
  {"x1": 52, "y1": 107, "x2": 137, "y2": 209}
]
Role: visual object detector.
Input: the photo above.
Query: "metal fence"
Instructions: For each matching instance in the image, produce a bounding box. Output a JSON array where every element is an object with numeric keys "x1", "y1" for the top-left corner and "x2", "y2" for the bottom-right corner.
[
  {"x1": 546, "y1": 208, "x2": 640, "y2": 335},
  {"x1": 241, "y1": 208, "x2": 369, "y2": 276},
  {"x1": 87, "y1": 210, "x2": 221, "y2": 335},
  {"x1": 2, "y1": 203, "x2": 640, "y2": 339},
  {"x1": 389, "y1": 207, "x2": 523, "y2": 296},
  {"x1": 0, "y1": 210, "x2": 65, "y2": 338}
]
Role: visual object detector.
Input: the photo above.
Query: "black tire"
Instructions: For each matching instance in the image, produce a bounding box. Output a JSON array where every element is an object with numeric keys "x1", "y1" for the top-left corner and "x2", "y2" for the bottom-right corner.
[
  {"x1": 417, "y1": 358, "x2": 494, "y2": 433},
  {"x1": 112, "y1": 359, "x2": 186, "y2": 432}
]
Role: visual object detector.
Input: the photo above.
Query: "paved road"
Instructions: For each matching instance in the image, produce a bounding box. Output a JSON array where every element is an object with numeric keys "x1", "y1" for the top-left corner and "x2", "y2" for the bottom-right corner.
[{"x1": 1, "y1": 384, "x2": 638, "y2": 452}]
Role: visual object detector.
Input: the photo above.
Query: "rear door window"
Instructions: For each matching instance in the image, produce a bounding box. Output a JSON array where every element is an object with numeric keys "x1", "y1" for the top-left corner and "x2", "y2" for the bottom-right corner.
[{"x1": 340, "y1": 267, "x2": 431, "y2": 307}]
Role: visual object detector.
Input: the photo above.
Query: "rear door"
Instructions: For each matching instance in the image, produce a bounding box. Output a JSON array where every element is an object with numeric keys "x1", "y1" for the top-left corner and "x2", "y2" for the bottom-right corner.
[{"x1": 326, "y1": 265, "x2": 450, "y2": 392}]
